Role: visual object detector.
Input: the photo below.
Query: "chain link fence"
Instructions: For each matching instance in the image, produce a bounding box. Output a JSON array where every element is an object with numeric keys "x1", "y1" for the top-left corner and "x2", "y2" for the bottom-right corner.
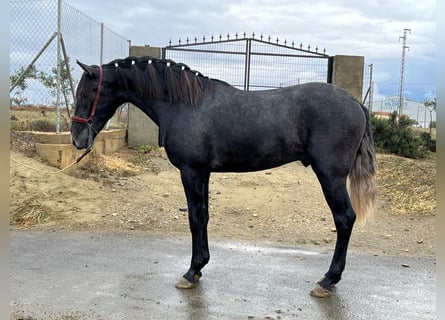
[{"x1": 10, "y1": 0, "x2": 129, "y2": 131}]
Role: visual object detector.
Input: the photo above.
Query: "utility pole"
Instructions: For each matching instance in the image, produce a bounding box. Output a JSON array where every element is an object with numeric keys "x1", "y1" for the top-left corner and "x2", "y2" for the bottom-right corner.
[{"x1": 398, "y1": 28, "x2": 411, "y2": 121}]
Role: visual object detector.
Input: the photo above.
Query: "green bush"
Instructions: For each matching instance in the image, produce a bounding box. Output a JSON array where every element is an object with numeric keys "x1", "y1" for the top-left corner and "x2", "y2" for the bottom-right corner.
[
  {"x1": 371, "y1": 112, "x2": 430, "y2": 159},
  {"x1": 419, "y1": 132, "x2": 436, "y2": 152}
]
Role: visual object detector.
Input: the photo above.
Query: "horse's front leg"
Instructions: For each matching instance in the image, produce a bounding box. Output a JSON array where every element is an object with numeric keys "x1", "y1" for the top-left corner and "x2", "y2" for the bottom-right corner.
[{"x1": 175, "y1": 167, "x2": 210, "y2": 289}]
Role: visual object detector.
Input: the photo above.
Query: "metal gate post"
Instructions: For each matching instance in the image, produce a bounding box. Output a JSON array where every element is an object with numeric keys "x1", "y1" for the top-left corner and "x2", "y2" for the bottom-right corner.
[
  {"x1": 327, "y1": 56, "x2": 334, "y2": 83},
  {"x1": 244, "y1": 38, "x2": 252, "y2": 91}
]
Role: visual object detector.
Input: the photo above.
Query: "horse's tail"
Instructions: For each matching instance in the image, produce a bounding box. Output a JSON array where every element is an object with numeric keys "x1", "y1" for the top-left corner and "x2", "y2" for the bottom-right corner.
[{"x1": 349, "y1": 105, "x2": 377, "y2": 224}]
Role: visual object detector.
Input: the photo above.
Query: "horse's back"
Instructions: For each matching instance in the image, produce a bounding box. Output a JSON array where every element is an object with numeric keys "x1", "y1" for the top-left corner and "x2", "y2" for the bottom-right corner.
[
  {"x1": 217, "y1": 82, "x2": 364, "y2": 121},
  {"x1": 216, "y1": 82, "x2": 367, "y2": 142}
]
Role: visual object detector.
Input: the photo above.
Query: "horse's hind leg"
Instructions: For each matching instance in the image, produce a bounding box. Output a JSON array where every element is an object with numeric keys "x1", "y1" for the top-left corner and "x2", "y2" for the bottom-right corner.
[
  {"x1": 310, "y1": 170, "x2": 356, "y2": 298},
  {"x1": 175, "y1": 167, "x2": 211, "y2": 289}
]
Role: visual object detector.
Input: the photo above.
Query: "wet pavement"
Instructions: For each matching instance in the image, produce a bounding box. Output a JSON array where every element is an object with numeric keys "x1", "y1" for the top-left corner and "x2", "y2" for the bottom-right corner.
[{"x1": 10, "y1": 230, "x2": 435, "y2": 320}]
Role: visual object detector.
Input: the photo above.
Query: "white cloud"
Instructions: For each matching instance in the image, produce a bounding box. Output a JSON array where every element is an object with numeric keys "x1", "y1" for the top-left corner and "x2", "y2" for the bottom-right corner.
[
  {"x1": 69, "y1": 0, "x2": 435, "y2": 59},
  {"x1": 21, "y1": 0, "x2": 437, "y2": 101}
]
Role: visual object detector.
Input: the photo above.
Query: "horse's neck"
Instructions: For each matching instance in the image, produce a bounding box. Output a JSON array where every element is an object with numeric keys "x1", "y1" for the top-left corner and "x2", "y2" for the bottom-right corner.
[
  {"x1": 133, "y1": 101, "x2": 162, "y2": 126},
  {"x1": 126, "y1": 80, "x2": 234, "y2": 127}
]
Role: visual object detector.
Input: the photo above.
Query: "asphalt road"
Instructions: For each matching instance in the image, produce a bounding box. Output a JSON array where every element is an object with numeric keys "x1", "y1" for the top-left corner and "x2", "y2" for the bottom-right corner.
[{"x1": 10, "y1": 230, "x2": 435, "y2": 320}]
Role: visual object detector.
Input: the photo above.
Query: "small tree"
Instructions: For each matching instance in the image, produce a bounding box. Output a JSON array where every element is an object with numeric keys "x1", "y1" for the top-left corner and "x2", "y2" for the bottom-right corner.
[
  {"x1": 37, "y1": 57, "x2": 74, "y2": 110},
  {"x1": 422, "y1": 97, "x2": 436, "y2": 135},
  {"x1": 10, "y1": 60, "x2": 74, "y2": 110},
  {"x1": 9, "y1": 65, "x2": 38, "y2": 107},
  {"x1": 11, "y1": 91, "x2": 28, "y2": 107}
]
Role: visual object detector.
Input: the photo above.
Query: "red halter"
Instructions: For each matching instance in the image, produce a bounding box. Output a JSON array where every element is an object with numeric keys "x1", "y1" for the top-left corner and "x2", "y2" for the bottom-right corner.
[{"x1": 71, "y1": 65, "x2": 103, "y2": 124}]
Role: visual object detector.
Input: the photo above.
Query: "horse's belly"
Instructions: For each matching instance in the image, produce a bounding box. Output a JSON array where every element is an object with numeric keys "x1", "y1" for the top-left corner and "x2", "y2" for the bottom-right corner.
[{"x1": 210, "y1": 148, "x2": 309, "y2": 172}]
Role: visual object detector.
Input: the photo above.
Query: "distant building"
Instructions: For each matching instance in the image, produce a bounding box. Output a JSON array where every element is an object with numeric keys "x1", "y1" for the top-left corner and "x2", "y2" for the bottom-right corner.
[{"x1": 370, "y1": 96, "x2": 436, "y2": 128}]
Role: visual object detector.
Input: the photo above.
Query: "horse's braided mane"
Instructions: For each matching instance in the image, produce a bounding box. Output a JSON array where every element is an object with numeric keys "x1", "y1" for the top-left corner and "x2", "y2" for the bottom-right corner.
[{"x1": 103, "y1": 56, "x2": 221, "y2": 106}]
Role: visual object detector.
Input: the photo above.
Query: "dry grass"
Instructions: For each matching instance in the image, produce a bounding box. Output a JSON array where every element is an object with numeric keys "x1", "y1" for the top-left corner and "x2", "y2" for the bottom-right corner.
[
  {"x1": 10, "y1": 106, "x2": 127, "y2": 132},
  {"x1": 11, "y1": 199, "x2": 47, "y2": 229},
  {"x1": 10, "y1": 107, "x2": 72, "y2": 131},
  {"x1": 93, "y1": 153, "x2": 141, "y2": 174},
  {"x1": 376, "y1": 153, "x2": 436, "y2": 215}
]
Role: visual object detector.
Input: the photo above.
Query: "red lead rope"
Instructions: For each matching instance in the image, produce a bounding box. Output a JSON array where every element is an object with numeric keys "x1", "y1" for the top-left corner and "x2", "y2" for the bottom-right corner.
[{"x1": 71, "y1": 65, "x2": 103, "y2": 124}]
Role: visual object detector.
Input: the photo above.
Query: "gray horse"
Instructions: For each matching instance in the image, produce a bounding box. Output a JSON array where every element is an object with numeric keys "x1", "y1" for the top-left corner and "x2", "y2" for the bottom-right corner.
[{"x1": 71, "y1": 56, "x2": 377, "y2": 298}]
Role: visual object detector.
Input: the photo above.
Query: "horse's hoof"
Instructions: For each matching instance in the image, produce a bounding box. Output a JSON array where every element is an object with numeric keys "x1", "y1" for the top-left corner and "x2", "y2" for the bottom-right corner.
[
  {"x1": 310, "y1": 284, "x2": 332, "y2": 298},
  {"x1": 175, "y1": 277, "x2": 196, "y2": 289}
]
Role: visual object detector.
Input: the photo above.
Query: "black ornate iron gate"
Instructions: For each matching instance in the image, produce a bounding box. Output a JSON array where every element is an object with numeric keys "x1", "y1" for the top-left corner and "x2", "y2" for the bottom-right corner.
[{"x1": 163, "y1": 33, "x2": 330, "y2": 91}]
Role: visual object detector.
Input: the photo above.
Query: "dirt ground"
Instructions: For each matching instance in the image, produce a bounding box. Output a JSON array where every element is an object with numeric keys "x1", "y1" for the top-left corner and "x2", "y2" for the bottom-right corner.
[{"x1": 9, "y1": 132, "x2": 436, "y2": 258}]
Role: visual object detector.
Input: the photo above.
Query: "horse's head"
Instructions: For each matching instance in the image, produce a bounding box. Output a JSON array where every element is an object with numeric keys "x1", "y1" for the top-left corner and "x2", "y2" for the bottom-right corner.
[{"x1": 71, "y1": 60, "x2": 123, "y2": 150}]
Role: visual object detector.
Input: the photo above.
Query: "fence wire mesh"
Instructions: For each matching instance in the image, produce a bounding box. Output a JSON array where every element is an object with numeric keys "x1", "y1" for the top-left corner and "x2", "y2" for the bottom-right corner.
[{"x1": 10, "y1": 0, "x2": 129, "y2": 130}]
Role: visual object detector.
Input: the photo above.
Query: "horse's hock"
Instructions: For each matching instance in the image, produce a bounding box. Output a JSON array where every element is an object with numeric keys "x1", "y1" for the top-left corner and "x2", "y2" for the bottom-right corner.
[{"x1": 32, "y1": 129, "x2": 126, "y2": 173}]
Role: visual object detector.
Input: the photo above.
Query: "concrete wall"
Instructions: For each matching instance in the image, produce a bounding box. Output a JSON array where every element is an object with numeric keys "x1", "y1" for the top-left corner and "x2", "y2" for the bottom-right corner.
[
  {"x1": 127, "y1": 106, "x2": 159, "y2": 147},
  {"x1": 34, "y1": 129, "x2": 126, "y2": 174},
  {"x1": 129, "y1": 45, "x2": 161, "y2": 58},
  {"x1": 127, "y1": 45, "x2": 161, "y2": 148},
  {"x1": 330, "y1": 55, "x2": 364, "y2": 102}
]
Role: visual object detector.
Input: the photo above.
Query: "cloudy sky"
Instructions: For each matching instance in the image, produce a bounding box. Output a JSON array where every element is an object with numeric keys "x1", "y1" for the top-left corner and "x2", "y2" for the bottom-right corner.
[{"x1": 66, "y1": 0, "x2": 436, "y2": 102}]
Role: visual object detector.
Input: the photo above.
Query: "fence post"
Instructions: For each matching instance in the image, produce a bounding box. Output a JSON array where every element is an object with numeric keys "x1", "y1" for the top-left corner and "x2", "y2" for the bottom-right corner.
[
  {"x1": 100, "y1": 23, "x2": 104, "y2": 65},
  {"x1": 56, "y1": 0, "x2": 62, "y2": 133},
  {"x1": 244, "y1": 38, "x2": 252, "y2": 91}
]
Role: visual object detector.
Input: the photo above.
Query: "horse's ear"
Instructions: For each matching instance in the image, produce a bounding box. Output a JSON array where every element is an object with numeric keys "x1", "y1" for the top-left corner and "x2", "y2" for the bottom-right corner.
[{"x1": 76, "y1": 60, "x2": 95, "y2": 76}]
